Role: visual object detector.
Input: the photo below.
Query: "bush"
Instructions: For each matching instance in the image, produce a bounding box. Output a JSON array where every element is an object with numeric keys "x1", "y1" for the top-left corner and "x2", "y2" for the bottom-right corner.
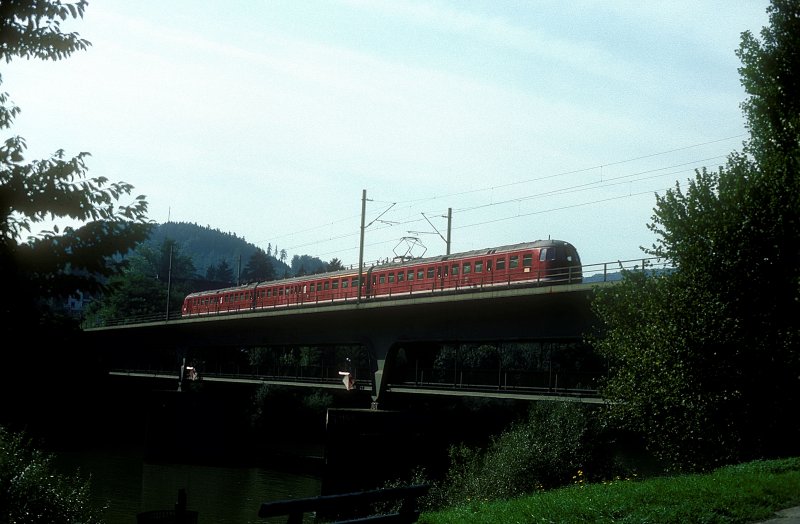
[
  {"x1": 431, "y1": 401, "x2": 602, "y2": 507},
  {"x1": 0, "y1": 426, "x2": 105, "y2": 523}
]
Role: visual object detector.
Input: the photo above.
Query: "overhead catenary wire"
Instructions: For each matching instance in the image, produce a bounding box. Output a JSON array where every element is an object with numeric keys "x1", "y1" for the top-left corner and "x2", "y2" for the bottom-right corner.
[{"x1": 258, "y1": 135, "x2": 742, "y2": 262}]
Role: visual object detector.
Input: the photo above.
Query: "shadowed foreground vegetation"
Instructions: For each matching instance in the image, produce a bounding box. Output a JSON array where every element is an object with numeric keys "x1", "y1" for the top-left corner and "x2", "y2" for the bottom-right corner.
[
  {"x1": 419, "y1": 457, "x2": 800, "y2": 524},
  {"x1": 0, "y1": 427, "x2": 103, "y2": 524}
]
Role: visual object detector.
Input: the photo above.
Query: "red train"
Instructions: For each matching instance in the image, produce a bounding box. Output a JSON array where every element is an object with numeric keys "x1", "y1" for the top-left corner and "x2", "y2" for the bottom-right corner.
[{"x1": 181, "y1": 239, "x2": 582, "y2": 317}]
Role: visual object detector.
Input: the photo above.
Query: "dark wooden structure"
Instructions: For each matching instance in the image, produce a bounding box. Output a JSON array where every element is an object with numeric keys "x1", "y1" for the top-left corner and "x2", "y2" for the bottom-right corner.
[{"x1": 258, "y1": 484, "x2": 431, "y2": 523}]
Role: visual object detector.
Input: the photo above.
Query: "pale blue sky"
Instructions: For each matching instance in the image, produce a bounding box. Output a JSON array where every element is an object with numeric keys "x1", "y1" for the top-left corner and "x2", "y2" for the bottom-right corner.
[{"x1": 3, "y1": 1, "x2": 770, "y2": 267}]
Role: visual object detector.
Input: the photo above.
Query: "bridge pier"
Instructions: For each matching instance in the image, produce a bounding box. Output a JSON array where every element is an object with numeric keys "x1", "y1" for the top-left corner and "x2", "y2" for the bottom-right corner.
[{"x1": 366, "y1": 336, "x2": 399, "y2": 410}]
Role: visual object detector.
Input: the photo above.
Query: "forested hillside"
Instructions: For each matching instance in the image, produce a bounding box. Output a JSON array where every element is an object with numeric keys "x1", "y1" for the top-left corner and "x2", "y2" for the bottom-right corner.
[
  {"x1": 141, "y1": 222, "x2": 345, "y2": 281},
  {"x1": 143, "y1": 222, "x2": 292, "y2": 279}
]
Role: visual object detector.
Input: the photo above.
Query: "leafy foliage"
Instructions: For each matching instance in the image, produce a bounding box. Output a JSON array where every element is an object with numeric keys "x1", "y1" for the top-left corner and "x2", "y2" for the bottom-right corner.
[
  {"x1": 1, "y1": 0, "x2": 152, "y2": 330},
  {"x1": 0, "y1": 1, "x2": 91, "y2": 62},
  {"x1": 145, "y1": 222, "x2": 291, "y2": 279},
  {"x1": 431, "y1": 402, "x2": 599, "y2": 507},
  {"x1": 291, "y1": 253, "x2": 329, "y2": 275},
  {"x1": 0, "y1": 426, "x2": 105, "y2": 524},
  {"x1": 590, "y1": 0, "x2": 800, "y2": 471},
  {"x1": 206, "y1": 258, "x2": 234, "y2": 284},
  {"x1": 242, "y1": 247, "x2": 275, "y2": 282}
]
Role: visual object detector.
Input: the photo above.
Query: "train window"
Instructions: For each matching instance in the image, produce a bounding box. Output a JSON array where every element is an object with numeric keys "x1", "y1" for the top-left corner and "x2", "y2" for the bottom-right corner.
[
  {"x1": 316, "y1": 282, "x2": 322, "y2": 292},
  {"x1": 388, "y1": 273, "x2": 395, "y2": 283},
  {"x1": 397, "y1": 272, "x2": 404, "y2": 282},
  {"x1": 510, "y1": 255, "x2": 519, "y2": 269},
  {"x1": 342, "y1": 279, "x2": 348, "y2": 288},
  {"x1": 332, "y1": 280, "x2": 339, "y2": 289},
  {"x1": 407, "y1": 270, "x2": 414, "y2": 281},
  {"x1": 539, "y1": 248, "x2": 556, "y2": 261},
  {"x1": 475, "y1": 261, "x2": 483, "y2": 273},
  {"x1": 451, "y1": 264, "x2": 459, "y2": 276},
  {"x1": 379, "y1": 274, "x2": 386, "y2": 284},
  {"x1": 463, "y1": 262, "x2": 471, "y2": 274},
  {"x1": 420, "y1": 269, "x2": 427, "y2": 279},
  {"x1": 427, "y1": 267, "x2": 434, "y2": 279},
  {"x1": 496, "y1": 257, "x2": 506, "y2": 270},
  {"x1": 352, "y1": 278, "x2": 359, "y2": 287},
  {"x1": 323, "y1": 281, "x2": 329, "y2": 290},
  {"x1": 523, "y1": 254, "x2": 533, "y2": 267}
]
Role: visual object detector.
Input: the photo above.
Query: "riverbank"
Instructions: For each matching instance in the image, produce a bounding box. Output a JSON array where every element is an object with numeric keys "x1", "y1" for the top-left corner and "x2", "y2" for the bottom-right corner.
[{"x1": 419, "y1": 456, "x2": 800, "y2": 524}]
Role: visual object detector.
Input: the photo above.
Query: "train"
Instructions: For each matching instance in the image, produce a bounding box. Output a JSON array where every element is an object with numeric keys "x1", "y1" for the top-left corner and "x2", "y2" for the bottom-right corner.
[{"x1": 181, "y1": 239, "x2": 582, "y2": 317}]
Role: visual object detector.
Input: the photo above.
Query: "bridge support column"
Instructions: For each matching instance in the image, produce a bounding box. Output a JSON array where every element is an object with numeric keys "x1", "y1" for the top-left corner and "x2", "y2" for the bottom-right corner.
[{"x1": 367, "y1": 336, "x2": 397, "y2": 410}]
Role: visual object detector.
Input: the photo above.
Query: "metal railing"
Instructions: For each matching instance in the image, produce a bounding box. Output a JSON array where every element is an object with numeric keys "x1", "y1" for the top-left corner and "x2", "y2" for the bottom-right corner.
[{"x1": 84, "y1": 257, "x2": 673, "y2": 328}]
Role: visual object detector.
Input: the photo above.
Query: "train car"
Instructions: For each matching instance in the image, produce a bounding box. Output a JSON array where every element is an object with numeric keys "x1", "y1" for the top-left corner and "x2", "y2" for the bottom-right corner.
[{"x1": 181, "y1": 239, "x2": 581, "y2": 317}]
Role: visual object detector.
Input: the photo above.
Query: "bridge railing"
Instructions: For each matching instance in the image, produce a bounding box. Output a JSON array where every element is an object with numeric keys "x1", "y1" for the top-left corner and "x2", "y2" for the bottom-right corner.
[
  {"x1": 393, "y1": 367, "x2": 602, "y2": 393},
  {"x1": 83, "y1": 257, "x2": 674, "y2": 328},
  {"x1": 580, "y1": 257, "x2": 672, "y2": 283}
]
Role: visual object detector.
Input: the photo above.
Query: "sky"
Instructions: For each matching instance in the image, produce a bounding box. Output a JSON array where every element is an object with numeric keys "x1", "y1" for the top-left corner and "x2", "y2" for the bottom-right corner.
[{"x1": 3, "y1": 0, "x2": 772, "y2": 270}]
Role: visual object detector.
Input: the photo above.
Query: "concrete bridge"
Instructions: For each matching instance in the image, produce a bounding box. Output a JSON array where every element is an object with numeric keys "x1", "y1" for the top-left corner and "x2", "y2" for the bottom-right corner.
[{"x1": 84, "y1": 279, "x2": 611, "y2": 406}]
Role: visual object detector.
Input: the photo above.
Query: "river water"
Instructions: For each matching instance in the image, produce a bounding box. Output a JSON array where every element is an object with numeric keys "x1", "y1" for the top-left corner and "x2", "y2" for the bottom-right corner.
[
  {"x1": 37, "y1": 377, "x2": 525, "y2": 523},
  {"x1": 52, "y1": 446, "x2": 323, "y2": 524}
]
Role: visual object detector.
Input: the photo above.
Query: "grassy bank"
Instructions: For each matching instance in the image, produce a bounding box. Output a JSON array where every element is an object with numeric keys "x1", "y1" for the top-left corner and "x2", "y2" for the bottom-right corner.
[{"x1": 419, "y1": 457, "x2": 800, "y2": 524}]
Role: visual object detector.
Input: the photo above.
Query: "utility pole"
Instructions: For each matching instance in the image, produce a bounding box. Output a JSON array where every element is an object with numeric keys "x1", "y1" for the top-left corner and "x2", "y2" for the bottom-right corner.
[
  {"x1": 358, "y1": 189, "x2": 367, "y2": 303},
  {"x1": 165, "y1": 243, "x2": 173, "y2": 321},
  {"x1": 420, "y1": 207, "x2": 453, "y2": 254},
  {"x1": 446, "y1": 207, "x2": 452, "y2": 255},
  {"x1": 237, "y1": 254, "x2": 241, "y2": 285}
]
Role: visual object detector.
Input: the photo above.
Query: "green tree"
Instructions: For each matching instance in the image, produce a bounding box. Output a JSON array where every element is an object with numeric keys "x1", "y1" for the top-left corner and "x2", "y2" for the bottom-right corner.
[
  {"x1": 83, "y1": 239, "x2": 197, "y2": 324},
  {"x1": 0, "y1": 426, "x2": 104, "y2": 524},
  {"x1": 206, "y1": 259, "x2": 234, "y2": 284},
  {"x1": 82, "y1": 271, "x2": 164, "y2": 324},
  {"x1": 130, "y1": 238, "x2": 196, "y2": 282},
  {"x1": 242, "y1": 247, "x2": 275, "y2": 282},
  {"x1": 1, "y1": 0, "x2": 152, "y2": 330},
  {"x1": 0, "y1": 6, "x2": 148, "y2": 518},
  {"x1": 590, "y1": 0, "x2": 800, "y2": 471},
  {"x1": 327, "y1": 257, "x2": 344, "y2": 271}
]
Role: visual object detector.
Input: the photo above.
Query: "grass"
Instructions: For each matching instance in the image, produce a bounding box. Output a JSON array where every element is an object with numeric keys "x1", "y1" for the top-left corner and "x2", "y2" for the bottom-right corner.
[{"x1": 418, "y1": 457, "x2": 800, "y2": 524}]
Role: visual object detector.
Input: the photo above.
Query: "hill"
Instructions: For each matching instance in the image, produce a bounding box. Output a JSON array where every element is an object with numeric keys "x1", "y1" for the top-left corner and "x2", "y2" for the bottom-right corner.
[{"x1": 144, "y1": 222, "x2": 293, "y2": 279}]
